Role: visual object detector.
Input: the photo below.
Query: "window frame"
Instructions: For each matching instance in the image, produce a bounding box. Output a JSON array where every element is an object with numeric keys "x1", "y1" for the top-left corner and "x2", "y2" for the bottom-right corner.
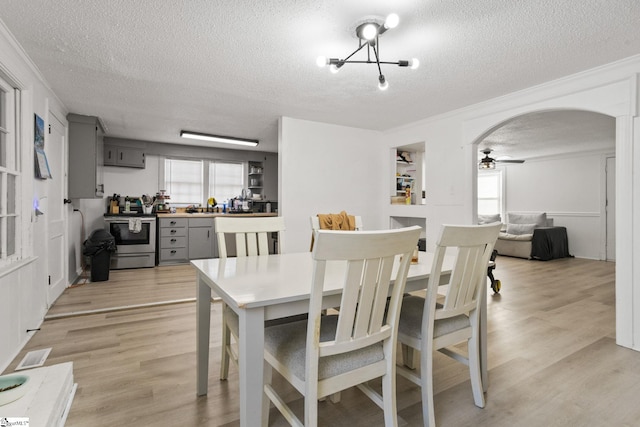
[
  {"x1": 161, "y1": 157, "x2": 246, "y2": 207},
  {"x1": 477, "y1": 169, "x2": 504, "y2": 219},
  {"x1": 0, "y1": 75, "x2": 21, "y2": 268}
]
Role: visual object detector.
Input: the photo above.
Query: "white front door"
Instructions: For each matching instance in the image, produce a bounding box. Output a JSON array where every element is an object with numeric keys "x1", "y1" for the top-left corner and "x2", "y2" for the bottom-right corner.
[{"x1": 46, "y1": 112, "x2": 67, "y2": 305}]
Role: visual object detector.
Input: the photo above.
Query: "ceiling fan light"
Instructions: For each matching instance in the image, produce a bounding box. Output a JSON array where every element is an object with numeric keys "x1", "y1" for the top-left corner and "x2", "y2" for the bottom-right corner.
[{"x1": 478, "y1": 158, "x2": 496, "y2": 170}]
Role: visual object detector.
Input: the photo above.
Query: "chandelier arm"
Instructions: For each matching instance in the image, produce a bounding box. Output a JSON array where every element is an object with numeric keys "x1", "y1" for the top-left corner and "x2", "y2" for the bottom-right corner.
[
  {"x1": 372, "y1": 42, "x2": 383, "y2": 77},
  {"x1": 337, "y1": 60, "x2": 407, "y2": 65},
  {"x1": 341, "y1": 42, "x2": 369, "y2": 63}
]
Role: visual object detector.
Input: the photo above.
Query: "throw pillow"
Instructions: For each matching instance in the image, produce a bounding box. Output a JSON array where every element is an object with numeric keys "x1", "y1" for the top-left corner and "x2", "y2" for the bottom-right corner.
[
  {"x1": 506, "y1": 223, "x2": 536, "y2": 235},
  {"x1": 478, "y1": 214, "x2": 501, "y2": 224},
  {"x1": 507, "y1": 212, "x2": 547, "y2": 227}
]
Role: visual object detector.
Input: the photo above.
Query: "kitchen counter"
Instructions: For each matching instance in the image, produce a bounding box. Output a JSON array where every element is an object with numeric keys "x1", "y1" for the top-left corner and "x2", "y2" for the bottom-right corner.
[{"x1": 157, "y1": 212, "x2": 277, "y2": 218}]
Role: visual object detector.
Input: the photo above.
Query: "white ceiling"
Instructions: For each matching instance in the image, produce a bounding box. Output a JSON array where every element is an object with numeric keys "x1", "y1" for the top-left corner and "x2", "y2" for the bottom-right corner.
[{"x1": 0, "y1": 0, "x2": 636, "y2": 154}]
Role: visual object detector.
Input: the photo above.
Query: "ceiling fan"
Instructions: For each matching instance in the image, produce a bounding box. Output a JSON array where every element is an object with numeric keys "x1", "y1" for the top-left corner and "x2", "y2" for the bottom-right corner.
[{"x1": 478, "y1": 148, "x2": 525, "y2": 169}]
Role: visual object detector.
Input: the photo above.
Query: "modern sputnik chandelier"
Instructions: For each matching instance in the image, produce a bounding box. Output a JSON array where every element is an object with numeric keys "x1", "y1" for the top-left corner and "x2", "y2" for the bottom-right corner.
[{"x1": 316, "y1": 13, "x2": 419, "y2": 90}]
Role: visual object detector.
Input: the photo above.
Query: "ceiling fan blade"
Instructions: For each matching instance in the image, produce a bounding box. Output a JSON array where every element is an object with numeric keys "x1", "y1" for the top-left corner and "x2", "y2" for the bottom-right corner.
[{"x1": 495, "y1": 159, "x2": 525, "y2": 164}]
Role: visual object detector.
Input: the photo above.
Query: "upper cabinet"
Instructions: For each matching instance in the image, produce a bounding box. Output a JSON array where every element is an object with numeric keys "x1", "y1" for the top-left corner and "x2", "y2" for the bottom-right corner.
[
  {"x1": 68, "y1": 113, "x2": 105, "y2": 198},
  {"x1": 104, "y1": 145, "x2": 145, "y2": 168}
]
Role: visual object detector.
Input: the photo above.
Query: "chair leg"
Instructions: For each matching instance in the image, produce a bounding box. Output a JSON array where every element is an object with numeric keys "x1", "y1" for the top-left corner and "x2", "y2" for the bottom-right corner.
[
  {"x1": 467, "y1": 328, "x2": 486, "y2": 408},
  {"x1": 329, "y1": 392, "x2": 341, "y2": 403},
  {"x1": 219, "y1": 305, "x2": 231, "y2": 380},
  {"x1": 421, "y1": 347, "x2": 436, "y2": 427},
  {"x1": 304, "y1": 383, "x2": 319, "y2": 427},
  {"x1": 381, "y1": 372, "x2": 399, "y2": 427},
  {"x1": 262, "y1": 361, "x2": 272, "y2": 427},
  {"x1": 402, "y1": 344, "x2": 418, "y2": 369}
]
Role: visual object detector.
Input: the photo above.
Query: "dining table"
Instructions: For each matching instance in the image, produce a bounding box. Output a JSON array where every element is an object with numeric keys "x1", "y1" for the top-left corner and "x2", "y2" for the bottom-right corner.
[{"x1": 192, "y1": 251, "x2": 489, "y2": 427}]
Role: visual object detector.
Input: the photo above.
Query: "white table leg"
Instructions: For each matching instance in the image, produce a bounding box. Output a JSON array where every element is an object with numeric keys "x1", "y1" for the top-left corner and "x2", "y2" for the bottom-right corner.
[
  {"x1": 196, "y1": 274, "x2": 212, "y2": 396},
  {"x1": 238, "y1": 306, "x2": 266, "y2": 427}
]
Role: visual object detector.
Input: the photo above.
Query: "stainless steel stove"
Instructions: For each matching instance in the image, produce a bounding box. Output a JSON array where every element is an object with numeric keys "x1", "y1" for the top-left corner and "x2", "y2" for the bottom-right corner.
[{"x1": 104, "y1": 214, "x2": 156, "y2": 269}]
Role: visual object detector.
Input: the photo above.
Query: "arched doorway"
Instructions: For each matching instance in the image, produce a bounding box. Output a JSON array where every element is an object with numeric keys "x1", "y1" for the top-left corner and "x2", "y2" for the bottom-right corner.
[
  {"x1": 474, "y1": 109, "x2": 615, "y2": 260},
  {"x1": 460, "y1": 75, "x2": 636, "y2": 350}
]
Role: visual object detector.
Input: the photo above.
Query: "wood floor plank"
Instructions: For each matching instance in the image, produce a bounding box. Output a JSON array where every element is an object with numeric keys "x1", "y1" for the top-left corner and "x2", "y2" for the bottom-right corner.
[{"x1": 4, "y1": 256, "x2": 635, "y2": 426}]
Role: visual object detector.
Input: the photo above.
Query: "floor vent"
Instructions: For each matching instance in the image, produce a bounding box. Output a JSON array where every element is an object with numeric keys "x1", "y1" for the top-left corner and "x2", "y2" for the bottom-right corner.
[{"x1": 15, "y1": 347, "x2": 52, "y2": 370}]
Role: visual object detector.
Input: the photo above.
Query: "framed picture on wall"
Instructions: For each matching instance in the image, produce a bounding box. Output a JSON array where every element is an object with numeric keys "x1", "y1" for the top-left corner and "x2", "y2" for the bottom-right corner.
[{"x1": 34, "y1": 113, "x2": 52, "y2": 179}]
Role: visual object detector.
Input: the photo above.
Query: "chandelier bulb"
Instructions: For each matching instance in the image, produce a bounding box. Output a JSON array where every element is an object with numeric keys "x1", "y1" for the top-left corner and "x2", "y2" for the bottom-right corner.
[
  {"x1": 378, "y1": 75, "x2": 389, "y2": 91},
  {"x1": 409, "y1": 58, "x2": 420, "y2": 70},
  {"x1": 384, "y1": 13, "x2": 399, "y2": 30},
  {"x1": 361, "y1": 23, "x2": 378, "y2": 41},
  {"x1": 329, "y1": 64, "x2": 340, "y2": 74},
  {"x1": 316, "y1": 56, "x2": 328, "y2": 67}
]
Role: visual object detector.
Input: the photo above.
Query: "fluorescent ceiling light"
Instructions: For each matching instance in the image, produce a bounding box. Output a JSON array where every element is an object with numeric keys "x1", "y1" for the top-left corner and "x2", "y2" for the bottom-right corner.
[{"x1": 180, "y1": 130, "x2": 259, "y2": 147}]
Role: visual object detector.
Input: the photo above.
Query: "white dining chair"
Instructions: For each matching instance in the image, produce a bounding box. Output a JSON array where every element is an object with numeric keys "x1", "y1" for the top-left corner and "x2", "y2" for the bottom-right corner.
[
  {"x1": 309, "y1": 214, "x2": 362, "y2": 251},
  {"x1": 214, "y1": 215, "x2": 286, "y2": 380},
  {"x1": 311, "y1": 213, "x2": 363, "y2": 403},
  {"x1": 310, "y1": 214, "x2": 363, "y2": 233},
  {"x1": 396, "y1": 222, "x2": 501, "y2": 427},
  {"x1": 262, "y1": 226, "x2": 421, "y2": 426}
]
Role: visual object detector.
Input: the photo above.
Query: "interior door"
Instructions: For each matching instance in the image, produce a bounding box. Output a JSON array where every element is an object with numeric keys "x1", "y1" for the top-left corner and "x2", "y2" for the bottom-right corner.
[
  {"x1": 606, "y1": 156, "x2": 616, "y2": 261},
  {"x1": 47, "y1": 112, "x2": 67, "y2": 305}
]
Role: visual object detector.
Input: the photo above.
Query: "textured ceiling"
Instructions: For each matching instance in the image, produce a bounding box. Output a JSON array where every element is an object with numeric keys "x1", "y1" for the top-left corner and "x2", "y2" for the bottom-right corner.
[
  {"x1": 0, "y1": 0, "x2": 636, "y2": 154},
  {"x1": 478, "y1": 111, "x2": 616, "y2": 161}
]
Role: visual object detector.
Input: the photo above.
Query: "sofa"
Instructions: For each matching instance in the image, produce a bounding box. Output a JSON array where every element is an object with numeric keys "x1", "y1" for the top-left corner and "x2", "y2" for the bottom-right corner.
[{"x1": 479, "y1": 212, "x2": 557, "y2": 259}]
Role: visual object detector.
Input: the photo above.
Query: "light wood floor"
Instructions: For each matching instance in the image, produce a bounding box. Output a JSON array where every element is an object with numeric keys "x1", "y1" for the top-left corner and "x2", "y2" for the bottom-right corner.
[{"x1": 5, "y1": 256, "x2": 638, "y2": 426}]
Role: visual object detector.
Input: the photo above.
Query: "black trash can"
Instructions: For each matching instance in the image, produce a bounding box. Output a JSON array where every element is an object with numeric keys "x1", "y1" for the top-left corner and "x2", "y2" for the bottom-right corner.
[{"x1": 83, "y1": 229, "x2": 116, "y2": 282}]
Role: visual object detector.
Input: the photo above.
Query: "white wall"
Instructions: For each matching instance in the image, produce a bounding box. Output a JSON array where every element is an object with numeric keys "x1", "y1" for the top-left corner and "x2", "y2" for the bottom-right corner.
[
  {"x1": 502, "y1": 153, "x2": 610, "y2": 259},
  {"x1": 279, "y1": 117, "x2": 387, "y2": 253},
  {"x1": 0, "y1": 20, "x2": 67, "y2": 371},
  {"x1": 104, "y1": 155, "x2": 161, "y2": 197}
]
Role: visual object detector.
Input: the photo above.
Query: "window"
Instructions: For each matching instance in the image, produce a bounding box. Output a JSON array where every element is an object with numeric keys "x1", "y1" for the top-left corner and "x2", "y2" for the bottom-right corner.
[
  {"x1": 0, "y1": 75, "x2": 20, "y2": 266},
  {"x1": 478, "y1": 170, "x2": 503, "y2": 216},
  {"x1": 164, "y1": 158, "x2": 244, "y2": 206},
  {"x1": 209, "y1": 161, "x2": 244, "y2": 203},
  {"x1": 164, "y1": 158, "x2": 204, "y2": 206}
]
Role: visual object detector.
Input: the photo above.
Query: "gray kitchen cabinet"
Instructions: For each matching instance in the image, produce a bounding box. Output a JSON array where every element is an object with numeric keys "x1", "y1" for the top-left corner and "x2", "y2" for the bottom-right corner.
[
  {"x1": 68, "y1": 113, "x2": 105, "y2": 198},
  {"x1": 188, "y1": 218, "x2": 216, "y2": 259},
  {"x1": 104, "y1": 145, "x2": 145, "y2": 168},
  {"x1": 158, "y1": 217, "x2": 189, "y2": 265}
]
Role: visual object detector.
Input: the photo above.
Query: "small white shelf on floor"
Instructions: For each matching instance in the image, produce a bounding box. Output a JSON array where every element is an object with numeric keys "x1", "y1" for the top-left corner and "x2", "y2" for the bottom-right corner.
[{"x1": 1, "y1": 362, "x2": 76, "y2": 426}]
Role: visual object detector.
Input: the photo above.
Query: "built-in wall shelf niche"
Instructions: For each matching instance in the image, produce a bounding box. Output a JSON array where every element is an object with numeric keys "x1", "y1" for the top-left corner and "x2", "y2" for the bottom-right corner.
[
  {"x1": 391, "y1": 142, "x2": 425, "y2": 206},
  {"x1": 390, "y1": 215, "x2": 426, "y2": 250}
]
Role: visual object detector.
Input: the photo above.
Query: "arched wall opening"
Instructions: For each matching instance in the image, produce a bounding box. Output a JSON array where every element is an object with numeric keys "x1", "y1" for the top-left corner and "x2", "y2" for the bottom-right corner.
[
  {"x1": 461, "y1": 76, "x2": 636, "y2": 350},
  {"x1": 472, "y1": 109, "x2": 615, "y2": 260}
]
